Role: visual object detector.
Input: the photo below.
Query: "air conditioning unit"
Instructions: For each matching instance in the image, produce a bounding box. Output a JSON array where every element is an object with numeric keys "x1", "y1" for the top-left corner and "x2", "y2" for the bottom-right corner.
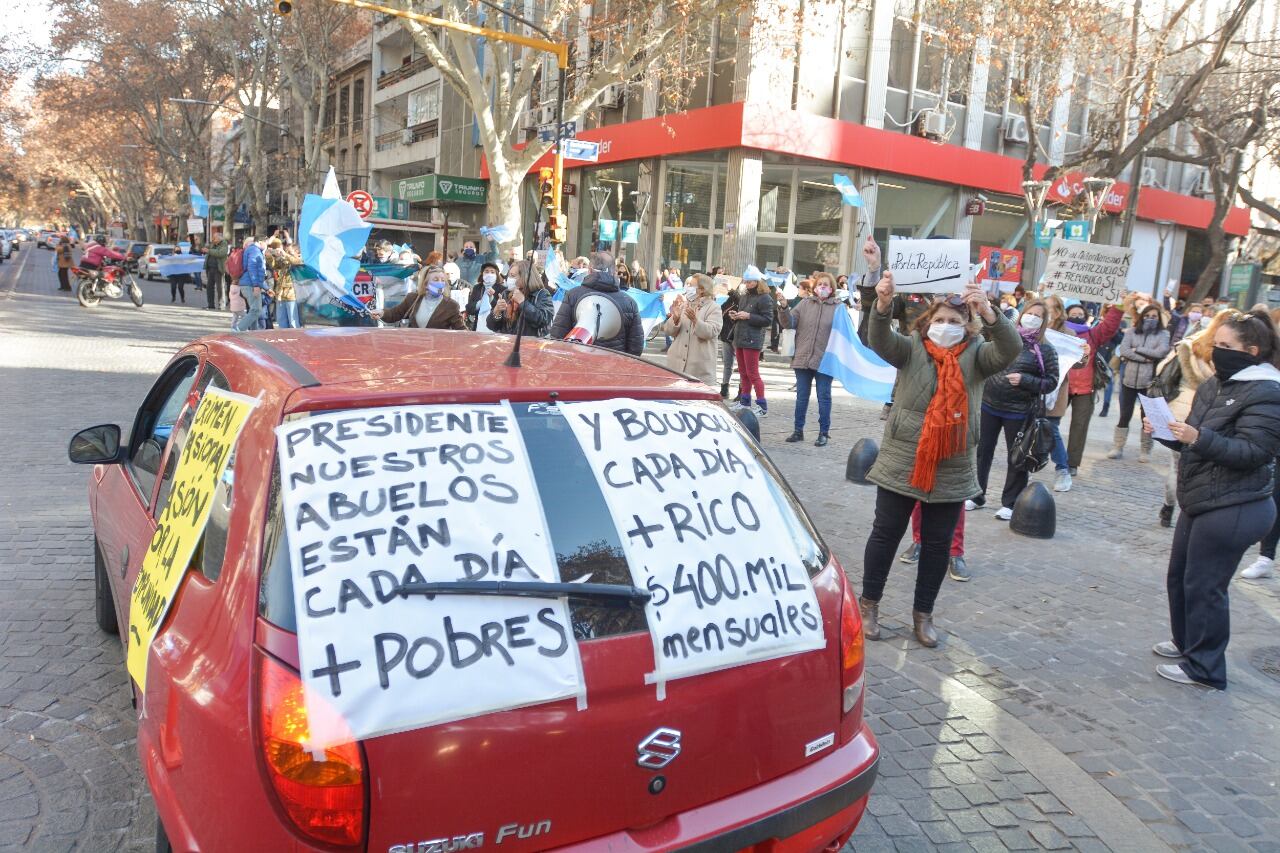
[
  {"x1": 401, "y1": 129, "x2": 414, "y2": 145},
  {"x1": 598, "y1": 83, "x2": 626, "y2": 109},
  {"x1": 914, "y1": 109, "x2": 947, "y2": 140},
  {"x1": 537, "y1": 104, "x2": 556, "y2": 126},
  {"x1": 1002, "y1": 114, "x2": 1029, "y2": 144},
  {"x1": 520, "y1": 109, "x2": 540, "y2": 131},
  {"x1": 1140, "y1": 165, "x2": 1158, "y2": 186},
  {"x1": 1196, "y1": 169, "x2": 1214, "y2": 196}
]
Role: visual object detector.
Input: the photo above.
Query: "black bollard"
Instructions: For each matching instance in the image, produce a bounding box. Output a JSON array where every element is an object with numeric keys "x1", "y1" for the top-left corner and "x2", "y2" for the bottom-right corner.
[
  {"x1": 734, "y1": 406, "x2": 761, "y2": 442},
  {"x1": 845, "y1": 437, "x2": 879, "y2": 484},
  {"x1": 1010, "y1": 481, "x2": 1056, "y2": 539}
]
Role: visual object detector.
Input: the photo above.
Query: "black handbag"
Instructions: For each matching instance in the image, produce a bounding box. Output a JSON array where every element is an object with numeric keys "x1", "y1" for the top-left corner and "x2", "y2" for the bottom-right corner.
[
  {"x1": 1091, "y1": 353, "x2": 1114, "y2": 392},
  {"x1": 1009, "y1": 400, "x2": 1055, "y2": 473}
]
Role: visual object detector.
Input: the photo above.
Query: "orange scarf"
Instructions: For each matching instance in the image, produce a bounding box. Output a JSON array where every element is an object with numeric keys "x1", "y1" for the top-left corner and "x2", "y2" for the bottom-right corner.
[{"x1": 909, "y1": 338, "x2": 971, "y2": 493}]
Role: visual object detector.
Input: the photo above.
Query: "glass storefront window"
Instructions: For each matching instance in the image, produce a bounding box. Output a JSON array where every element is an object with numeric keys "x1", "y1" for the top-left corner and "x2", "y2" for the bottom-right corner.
[
  {"x1": 577, "y1": 163, "x2": 641, "y2": 253},
  {"x1": 759, "y1": 166, "x2": 792, "y2": 233},
  {"x1": 791, "y1": 239, "x2": 843, "y2": 276},
  {"x1": 756, "y1": 237, "x2": 786, "y2": 272},
  {"x1": 969, "y1": 194, "x2": 1028, "y2": 263},
  {"x1": 661, "y1": 232, "x2": 709, "y2": 274},
  {"x1": 874, "y1": 176, "x2": 957, "y2": 239},
  {"x1": 664, "y1": 164, "x2": 713, "y2": 229},
  {"x1": 794, "y1": 171, "x2": 842, "y2": 236}
]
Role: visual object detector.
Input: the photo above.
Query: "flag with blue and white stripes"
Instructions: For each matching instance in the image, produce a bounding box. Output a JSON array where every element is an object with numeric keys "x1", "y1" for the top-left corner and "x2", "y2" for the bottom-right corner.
[
  {"x1": 819, "y1": 306, "x2": 897, "y2": 403},
  {"x1": 188, "y1": 180, "x2": 209, "y2": 218},
  {"x1": 627, "y1": 289, "x2": 669, "y2": 338}
]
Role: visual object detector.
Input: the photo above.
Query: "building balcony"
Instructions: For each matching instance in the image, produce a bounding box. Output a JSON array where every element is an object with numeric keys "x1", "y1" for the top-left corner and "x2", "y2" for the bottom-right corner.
[
  {"x1": 378, "y1": 55, "x2": 432, "y2": 90},
  {"x1": 369, "y1": 126, "x2": 439, "y2": 173}
]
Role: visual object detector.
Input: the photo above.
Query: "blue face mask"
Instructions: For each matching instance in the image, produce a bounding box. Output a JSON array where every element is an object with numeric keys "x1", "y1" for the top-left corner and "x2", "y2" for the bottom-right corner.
[
  {"x1": 427, "y1": 281, "x2": 445, "y2": 297},
  {"x1": 462, "y1": 247, "x2": 476, "y2": 260}
]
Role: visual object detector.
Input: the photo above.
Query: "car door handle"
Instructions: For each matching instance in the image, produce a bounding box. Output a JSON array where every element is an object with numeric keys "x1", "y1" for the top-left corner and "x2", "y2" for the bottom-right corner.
[{"x1": 120, "y1": 545, "x2": 129, "y2": 579}]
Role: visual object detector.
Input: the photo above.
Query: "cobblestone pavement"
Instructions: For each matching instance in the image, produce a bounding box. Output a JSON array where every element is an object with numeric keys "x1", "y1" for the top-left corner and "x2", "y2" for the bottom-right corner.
[{"x1": 1, "y1": 249, "x2": 1277, "y2": 851}]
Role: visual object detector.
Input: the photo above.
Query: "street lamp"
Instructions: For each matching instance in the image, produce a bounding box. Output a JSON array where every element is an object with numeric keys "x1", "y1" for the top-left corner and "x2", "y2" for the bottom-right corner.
[
  {"x1": 1081, "y1": 177, "x2": 1116, "y2": 234},
  {"x1": 1021, "y1": 180, "x2": 1053, "y2": 224},
  {"x1": 588, "y1": 186, "x2": 611, "y2": 252},
  {"x1": 628, "y1": 189, "x2": 651, "y2": 263}
]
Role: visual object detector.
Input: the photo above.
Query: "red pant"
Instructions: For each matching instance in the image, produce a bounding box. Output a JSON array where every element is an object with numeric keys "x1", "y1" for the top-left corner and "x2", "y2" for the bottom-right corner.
[
  {"x1": 735, "y1": 348, "x2": 765, "y2": 401},
  {"x1": 912, "y1": 501, "x2": 965, "y2": 557}
]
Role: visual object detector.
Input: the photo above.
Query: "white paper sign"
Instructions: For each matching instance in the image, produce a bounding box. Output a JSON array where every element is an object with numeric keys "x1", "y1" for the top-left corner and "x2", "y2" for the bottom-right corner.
[
  {"x1": 560, "y1": 400, "x2": 826, "y2": 686},
  {"x1": 1138, "y1": 394, "x2": 1177, "y2": 441},
  {"x1": 1043, "y1": 328, "x2": 1087, "y2": 393},
  {"x1": 275, "y1": 404, "x2": 583, "y2": 746},
  {"x1": 1039, "y1": 238, "x2": 1134, "y2": 302},
  {"x1": 887, "y1": 238, "x2": 971, "y2": 292}
]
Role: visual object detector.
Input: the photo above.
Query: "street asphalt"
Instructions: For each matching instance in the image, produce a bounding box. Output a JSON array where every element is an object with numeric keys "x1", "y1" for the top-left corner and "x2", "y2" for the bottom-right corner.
[{"x1": 0, "y1": 248, "x2": 1277, "y2": 851}]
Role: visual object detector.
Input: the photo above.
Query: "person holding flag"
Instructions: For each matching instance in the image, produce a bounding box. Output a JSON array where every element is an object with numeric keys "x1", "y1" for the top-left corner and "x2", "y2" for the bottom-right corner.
[
  {"x1": 782, "y1": 271, "x2": 842, "y2": 446},
  {"x1": 858, "y1": 272, "x2": 1021, "y2": 647}
]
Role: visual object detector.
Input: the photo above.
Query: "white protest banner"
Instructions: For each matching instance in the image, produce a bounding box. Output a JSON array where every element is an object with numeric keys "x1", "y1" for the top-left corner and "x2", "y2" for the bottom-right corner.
[
  {"x1": 887, "y1": 238, "x2": 971, "y2": 293},
  {"x1": 1039, "y1": 238, "x2": 1134, "y2": 302},
  {"x1": 560, "y1": 400, "x2": 825, "y2": 688},
  {"x1": 275, "y1": 404, "x2": 583, "y2": 746}
]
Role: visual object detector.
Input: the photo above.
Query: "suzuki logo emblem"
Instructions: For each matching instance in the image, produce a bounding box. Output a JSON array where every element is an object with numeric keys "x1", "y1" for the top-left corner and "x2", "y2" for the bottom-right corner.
[{"x1": 636, "y1": 727, "x2": 682, "y2": 769}]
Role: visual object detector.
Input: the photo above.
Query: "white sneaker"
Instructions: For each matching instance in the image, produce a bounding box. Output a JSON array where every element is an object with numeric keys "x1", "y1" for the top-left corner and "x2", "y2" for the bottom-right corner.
[
  {"x1": 1054, "y1": 471, "x2": 1073, "y2": 493},
  {"x1": 994, "y1": 507, "x2": 1013, "y2": 521},
  {"x1": 1241, "y1": 557, "x2": 1275, "y2": 579},
  {"x1": 964, "y1": 499, "x2": 980, "y2": 511}
]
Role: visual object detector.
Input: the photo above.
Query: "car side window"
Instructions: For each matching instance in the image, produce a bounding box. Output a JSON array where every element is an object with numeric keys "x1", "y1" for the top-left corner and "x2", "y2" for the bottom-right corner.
[
  {"x1": 154, "y1": 365, "x2": 231, "y2": 518},
  {"x1": 193, "y1": 369, "x2": 236, "y2": 582},
  {"x1": 127, "y1": 358, "x2": 199, "y2": 509}
]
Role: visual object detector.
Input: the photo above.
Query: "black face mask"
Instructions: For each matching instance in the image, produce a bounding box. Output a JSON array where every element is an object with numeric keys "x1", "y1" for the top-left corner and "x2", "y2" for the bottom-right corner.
[{"x1": 1212, "y1": 346, "x2": 1262, "y2": 381}]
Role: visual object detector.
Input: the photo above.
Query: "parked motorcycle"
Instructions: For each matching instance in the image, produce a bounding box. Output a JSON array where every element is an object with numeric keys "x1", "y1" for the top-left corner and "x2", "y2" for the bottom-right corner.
[{"x1": 75, "y1": 262, "x2": 144, "y2": 308}]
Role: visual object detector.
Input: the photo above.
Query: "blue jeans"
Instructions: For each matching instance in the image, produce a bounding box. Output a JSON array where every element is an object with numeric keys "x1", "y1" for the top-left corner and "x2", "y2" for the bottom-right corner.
[
  {"x1": 1102, "y1": 376, "x2": 1115, "y2": 412},
  {"x1": 1047, "y1": 416, "x2": 1069, "y2": 471},
  {"x1": 793, "y1": 368, "x2": 833, "y2": 434},
  {"x1": 233, "y1": 285, "x2": 261, "y2": 331},
  {"x1": 276, "y1": 300, "x2": 300, "y2": 328}
]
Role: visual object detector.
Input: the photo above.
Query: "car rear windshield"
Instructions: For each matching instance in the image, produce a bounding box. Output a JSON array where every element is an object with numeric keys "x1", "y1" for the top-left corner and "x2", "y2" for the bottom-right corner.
[
  {"x1": 257, "y1": 401, "x2": 827, "y2": 640},
  {"x1": 153, "y1": 247, "x2": 175, "y2": 256}
]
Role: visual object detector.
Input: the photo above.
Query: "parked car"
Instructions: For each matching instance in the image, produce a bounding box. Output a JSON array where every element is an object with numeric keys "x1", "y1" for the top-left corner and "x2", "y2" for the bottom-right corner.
[
  {"x1": 0, "y1": 233, "x2": 10, "y2": 260},
  {"x1": 37, "y1": 230, "x2": 60, "y2": 249},
  {"x1": 7, "y1": 230, "x2": 21, "y2": 252},
  {"x1": 68, "y1": 331, "x2": 878, "y2": 853},
  {"x1": 138, "y1": 244, "x2": 176, "y2": 280}
]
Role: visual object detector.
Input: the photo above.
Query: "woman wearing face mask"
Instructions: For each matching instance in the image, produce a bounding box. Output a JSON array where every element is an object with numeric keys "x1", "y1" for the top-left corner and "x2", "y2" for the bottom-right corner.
[
  {"x1": 465, "y1": 261, "x2": 503, "y2": 330},
  {"x1": 1057, "y1": 295, "x2": 1129, "y2": 488},
  {"x1": 782, "y1": 271, "x2": 843, "y2": 446},
  {"x1": 860, "y1": 274, "x2": 1020, "y2": 645},
  {"x1": 970, "y1": 300, "x2": 1060, "y2": 519},
  {"x1": 1109, "y1": 303, "x2": 1171, "y2": 461},
  {"x1": 372, "y1": 265, "x2": 466, "y2": 329},
  {"x1": 1145, "y1": 309, "x2": 1280, "y2": 689},
  {"x1": 487, "y1": 260, "x2": 554, "y2": 337},
  {"x1": 730, "y1": 266, "x2": 776, "y2": 418},
  {"x1": 662, "y1": 274, "x2": 722, "y2": 386}
]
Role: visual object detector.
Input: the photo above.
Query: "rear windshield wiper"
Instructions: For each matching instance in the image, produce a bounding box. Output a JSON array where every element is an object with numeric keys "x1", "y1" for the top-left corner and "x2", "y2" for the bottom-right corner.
[{"x1": 397, "y1": 581, "x2": 652, "y2": 610}]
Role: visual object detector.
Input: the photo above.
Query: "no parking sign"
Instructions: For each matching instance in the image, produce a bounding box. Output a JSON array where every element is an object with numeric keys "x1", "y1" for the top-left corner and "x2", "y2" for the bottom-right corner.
[{"x1": 346, "y1": 190, "x2": 374, "y2": 219}]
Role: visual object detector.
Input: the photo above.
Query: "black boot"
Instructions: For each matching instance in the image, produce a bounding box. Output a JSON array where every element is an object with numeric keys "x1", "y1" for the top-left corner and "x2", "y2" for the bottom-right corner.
[
  {"x1": 719, "y1": 383, "x2": 729, "y2": 399},
  {"x1": 1159, "y1": 504, "x2": 1174, "y2": 528},
  {"x1": 785, "y1": 430, "x2": 804, "y2": 443}
]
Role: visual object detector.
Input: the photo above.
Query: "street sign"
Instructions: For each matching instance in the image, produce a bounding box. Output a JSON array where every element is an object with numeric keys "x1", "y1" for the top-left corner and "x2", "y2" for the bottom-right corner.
[
  {"x1": 372, "y1": 196, "x2": 391, "y2": 218},
  {"x1": 538, "y1": 126, "x2": 555, "y2": 143},
  {"x1": 564, "y1": 139, "x2": 600, "y2": 163},
  {"x1": 392, "y1": 199, "x2": 410, "y2": 220},
  {"x1": 559, "y1": 120, "x2": 577, "y2": 139},
  {"x1": 347, "y1": 190, "x2": 375, "y2": 219}
]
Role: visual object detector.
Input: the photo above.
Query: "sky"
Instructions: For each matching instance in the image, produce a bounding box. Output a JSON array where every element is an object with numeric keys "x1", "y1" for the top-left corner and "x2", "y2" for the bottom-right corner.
[{"x1": 7, "y1": 0, "x2": 59, "y2": 101}]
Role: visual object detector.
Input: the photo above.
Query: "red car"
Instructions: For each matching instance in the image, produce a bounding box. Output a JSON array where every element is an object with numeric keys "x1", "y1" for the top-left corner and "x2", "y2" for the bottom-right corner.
[{"x1": 69, "y1": 330, "x2": 877, "y2": 852}]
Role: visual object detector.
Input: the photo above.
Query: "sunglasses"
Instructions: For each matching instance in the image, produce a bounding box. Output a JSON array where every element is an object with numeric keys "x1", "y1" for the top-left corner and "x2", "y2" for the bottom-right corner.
[{"x1": 937, "y1": 294, "x2": 968, "y2": 309}]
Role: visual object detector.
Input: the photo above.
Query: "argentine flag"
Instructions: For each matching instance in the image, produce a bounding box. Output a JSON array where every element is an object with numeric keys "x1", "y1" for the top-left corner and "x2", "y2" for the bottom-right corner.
[
  {"x1": 627, "y1": 289, "x2": 668, "y2": 338},
  {"x1": 189, "y1": 180, "x2": 209, "y2": 218},
  {"x1": 546, "y1": 251, "x2": 577, "y2": 303},
  {"x1": 298, "y1": 193, "x2": 373, "y2": 315},
  {"x1": 819, "y1": 306, "x2": 896, "y2": 403}
]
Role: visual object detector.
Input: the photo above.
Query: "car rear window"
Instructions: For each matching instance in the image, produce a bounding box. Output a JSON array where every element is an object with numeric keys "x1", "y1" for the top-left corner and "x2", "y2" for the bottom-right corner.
[
  {"x1": 257, "y1": 402, "x2": 826, "y2": 640},
  {"x1": 153, "y1": 247, "x2": 175, "y2": 256}
]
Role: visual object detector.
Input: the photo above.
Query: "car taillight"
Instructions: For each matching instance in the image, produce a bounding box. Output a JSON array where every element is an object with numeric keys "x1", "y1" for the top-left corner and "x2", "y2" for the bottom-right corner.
[
  {"x1": 837, "y1": 571, "x2": 865, "y2": 720},
  {"x1": 256, "y1": 651, "x2": 365, "y2": 847}
]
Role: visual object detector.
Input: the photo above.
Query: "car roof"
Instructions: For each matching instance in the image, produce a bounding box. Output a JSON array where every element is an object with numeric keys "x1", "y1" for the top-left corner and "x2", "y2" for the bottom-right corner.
[{"x1": 201, "y1": 329, "x2": 714, "y2": 406}]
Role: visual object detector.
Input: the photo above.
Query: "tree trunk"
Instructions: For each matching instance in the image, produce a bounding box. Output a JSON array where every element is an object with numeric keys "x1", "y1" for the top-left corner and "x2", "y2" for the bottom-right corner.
[{"x1": 485, "y1": 163, "x2": 525, "y2": 255}]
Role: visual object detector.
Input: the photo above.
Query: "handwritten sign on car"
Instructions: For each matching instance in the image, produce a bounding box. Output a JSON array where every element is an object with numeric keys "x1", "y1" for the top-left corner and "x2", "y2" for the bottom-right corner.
[
  {"x1": 887, "y1": 238, "x2": 971, "y2": 293},
  {"x1": 1039, "y1": 238, "x2": 1134, "y2": 303},
  {"x1": 275, "y1": 404, "x2": 583, "y2": 746},
  {"x1": 561, "y1": 400, "x2": 825, "y2": 688}
]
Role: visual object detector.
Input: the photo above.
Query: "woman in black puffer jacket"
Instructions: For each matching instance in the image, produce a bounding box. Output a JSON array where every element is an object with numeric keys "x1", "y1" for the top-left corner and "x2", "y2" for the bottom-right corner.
[
  {"x1": 1146, "y1": 308, "x2": 1280, "y2": 690},
  {"x1": 971, "y1": 299, "x2": 1059, "y2": 519}
]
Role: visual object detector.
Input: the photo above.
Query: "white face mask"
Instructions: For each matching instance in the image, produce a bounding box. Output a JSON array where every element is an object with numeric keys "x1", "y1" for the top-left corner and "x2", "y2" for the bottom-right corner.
[
  {"x1": 1020, "y1": 314, "x2": 1043, "y2": 330},
  {"x1": 815, "y1": 285, "x2": 833, "y2": 299},
  {"x1": 928, "y1": 323, "x2": 966, "y2": 348},
  {"x1": 482, "y1": 272, "x2": 497, "y2": 285},
  {"x1": 505, "y1": 276, "x2": 518, "y2": 289},
  {"x1": 684, "y1": 286, "x2": 698, "y2": 299}
]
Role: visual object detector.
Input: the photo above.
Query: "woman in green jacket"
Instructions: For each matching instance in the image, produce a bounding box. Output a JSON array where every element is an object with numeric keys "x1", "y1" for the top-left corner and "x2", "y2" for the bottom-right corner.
[{"x1": 861, "y1": 271, "x2": 1022, "y2": 647}]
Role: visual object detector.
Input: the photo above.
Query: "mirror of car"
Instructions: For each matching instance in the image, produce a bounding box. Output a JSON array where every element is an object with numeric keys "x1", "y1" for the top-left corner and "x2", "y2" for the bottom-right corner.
[{"x1": 68, "y1": 424, "x2": 123, "y2": 464}]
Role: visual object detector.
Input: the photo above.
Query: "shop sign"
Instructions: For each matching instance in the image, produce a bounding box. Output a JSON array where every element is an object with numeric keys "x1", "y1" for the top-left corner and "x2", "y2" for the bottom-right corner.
[
  {"x1": 1063, "y1": 220, "x2": 1090, "y2": 242},
  {"x1": 210, "y1": 204, "x2": 226, "y2": 221},
  {"x1": 977, "y1": 246, "x2": 1023, "y2": 289},
  {"x1": 371, "y1": 196, "x2": 391, "y2": 218},
  {"x1": 1047, "y1": 172, "x2": 1129, "y2": 212},
  {"x1": 965, "y1": 198, "x2": 986, "y2": 216},
  {"x1": 392, "y1": 199, "x2": 410, "y2": 220},
  {"x1": 1228, "y1": 263, "x2": 1261, "y2": 307},
  {"x1": 395, "y1": 173, "x2": 488, "y2": 205}
]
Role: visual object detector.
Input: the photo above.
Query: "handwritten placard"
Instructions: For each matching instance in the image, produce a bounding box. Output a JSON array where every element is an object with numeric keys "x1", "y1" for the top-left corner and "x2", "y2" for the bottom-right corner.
[
  {"x1": 887, "y1": 238, "x2": 971, "y2": 292},
  {"x1": 1039, "y1": 238, "x2": 1134, "y2": 302},
  {"x1": 127, "y1": 387, "x2": 256, "y2": 689},
  {"x1": 561, "y1": 400, "x2": 825, "y2": 686},
  {"x1": 275, "y1": 404, "x2": 583, "y2": 745}
]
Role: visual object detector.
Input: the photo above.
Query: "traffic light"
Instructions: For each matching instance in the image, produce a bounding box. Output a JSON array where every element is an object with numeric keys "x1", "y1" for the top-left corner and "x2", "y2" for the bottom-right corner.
[
  {"x1": 274, "y1": 0, "x2": 292, "y2": 15},
  {"x1": 537, "y1": 167, "x2": 555, "y2": 210},
  {"x1": 547, "y1": 213, "x2": 567, "y2": 245}
]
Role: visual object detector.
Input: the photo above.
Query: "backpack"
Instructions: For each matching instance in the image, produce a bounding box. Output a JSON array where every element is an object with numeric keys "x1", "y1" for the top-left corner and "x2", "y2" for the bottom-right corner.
[{"x1": 225, "y1": 248, "x2": 244, "y2": 279}]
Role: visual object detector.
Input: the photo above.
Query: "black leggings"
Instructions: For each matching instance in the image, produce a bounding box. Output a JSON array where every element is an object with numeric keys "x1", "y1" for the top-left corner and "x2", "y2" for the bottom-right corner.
[
  {"x1": 1259, "y1": 474, "x2": 1280, "y2": 559},
  {"x1": 974, "y1": 410, "x2": 1030, "y2": 510},
  {"x1": 1117, "y1": 384, "x2": 1140, "y2": 428},
  {"x1": 1167, "y1": 498, "x2": 1275, "y2": 688},
  {"x1": 862, "y1": 487, "x2": 962, "y2": 614}
]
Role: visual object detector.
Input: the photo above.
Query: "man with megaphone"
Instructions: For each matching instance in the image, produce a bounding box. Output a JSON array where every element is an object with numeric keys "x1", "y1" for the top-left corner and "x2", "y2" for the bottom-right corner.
[{"x1": 549, "y1": 251, "x2": 644, "y2": 355}]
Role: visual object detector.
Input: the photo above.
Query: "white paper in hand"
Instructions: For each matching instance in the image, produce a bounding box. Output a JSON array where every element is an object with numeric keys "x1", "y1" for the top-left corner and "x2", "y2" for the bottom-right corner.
[{"x1": 1138, "y1": 394, "x2": 1177, "y2": 441}]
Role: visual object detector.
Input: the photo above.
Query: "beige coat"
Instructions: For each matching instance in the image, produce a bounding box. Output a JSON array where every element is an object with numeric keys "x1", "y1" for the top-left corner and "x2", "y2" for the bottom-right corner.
[
  {"x1": 1164, "y1": 332, "x2": 1214, "y2": 421},
  {"x1": 663, "y1": 297, "x2": 723, "y2": 385}
]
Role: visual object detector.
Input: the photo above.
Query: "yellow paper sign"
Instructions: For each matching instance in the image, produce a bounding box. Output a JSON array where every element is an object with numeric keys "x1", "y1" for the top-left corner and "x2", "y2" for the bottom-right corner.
[{"x1": 126, "y1": 386, "x2": 256, "y2": 689}]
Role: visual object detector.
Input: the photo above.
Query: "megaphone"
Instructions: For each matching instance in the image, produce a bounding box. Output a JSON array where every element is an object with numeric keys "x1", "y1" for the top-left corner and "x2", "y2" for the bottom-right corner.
[{"x1": 564, "y1": 293, "x2": 622, "y2": 345}]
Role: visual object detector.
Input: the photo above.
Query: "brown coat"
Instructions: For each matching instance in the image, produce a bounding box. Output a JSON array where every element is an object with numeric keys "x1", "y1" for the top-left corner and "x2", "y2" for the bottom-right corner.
[{"x1": 380, "y1": 290, "x2": 466, "y2": 329}]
